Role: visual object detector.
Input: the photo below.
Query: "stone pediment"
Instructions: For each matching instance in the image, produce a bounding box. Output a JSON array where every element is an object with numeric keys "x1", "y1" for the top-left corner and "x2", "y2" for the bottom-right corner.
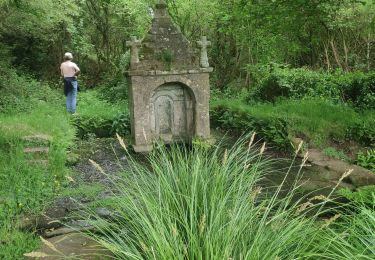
[{"x1": 129, "y1": 1, "x2": 199, "y2": 72}]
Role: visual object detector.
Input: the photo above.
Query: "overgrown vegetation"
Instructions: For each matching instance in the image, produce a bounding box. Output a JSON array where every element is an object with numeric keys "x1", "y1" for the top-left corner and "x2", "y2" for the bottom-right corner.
[
  {"x1": 85, "y1": 139, "x2": 375, "y2": 259},
  {"x1": 247, "y1": 67, "x2": 375, "y2": 110},
  {"x1": 0, "y1": 64, "x2": 61, "y2": 114},
  {"x1": 72, "y1": 90, "x2": 130, "y2": 138},
  {"x1": 0, "y1": 0, "x2": 374, "y2": 258},
  {"x1": 356, "y1": 149, "x2": 375, "y2": 172},
  {"x1": 211, "y1": 98, "x2": 374, "y2": 150},
  {"x1": 0, "y1": 55, "x2": 77, "y2": 257}
]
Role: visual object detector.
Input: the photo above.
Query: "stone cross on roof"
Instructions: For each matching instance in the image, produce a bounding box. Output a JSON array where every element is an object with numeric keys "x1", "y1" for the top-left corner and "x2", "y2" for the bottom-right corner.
[
  {"x1": 197, "y1": 36, "x2": 211, "y2": 68},
  {"x1": 126, "y1": 36, "x2": 141, "y2": 65}
]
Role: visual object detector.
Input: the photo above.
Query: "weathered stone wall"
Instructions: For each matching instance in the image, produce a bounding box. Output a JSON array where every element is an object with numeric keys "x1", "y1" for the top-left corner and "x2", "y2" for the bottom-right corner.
[{"x1": 129, "y1": 71, "x2": 210, "y2": 152}]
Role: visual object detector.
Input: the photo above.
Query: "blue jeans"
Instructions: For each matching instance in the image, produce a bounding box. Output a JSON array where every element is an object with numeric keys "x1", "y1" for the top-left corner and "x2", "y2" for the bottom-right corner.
[{"x1": 66, "y1": 80, "x2": 78, "y2": 113}]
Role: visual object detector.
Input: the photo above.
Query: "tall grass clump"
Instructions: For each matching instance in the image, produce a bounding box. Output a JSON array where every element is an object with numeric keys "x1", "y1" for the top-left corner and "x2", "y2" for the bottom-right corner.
[
  {"x1": 86, "y1": 137, "x2": 329, "y2": 259},
  {"x1": 319, "y1": 205, "x2": 375, "y2": 259}
]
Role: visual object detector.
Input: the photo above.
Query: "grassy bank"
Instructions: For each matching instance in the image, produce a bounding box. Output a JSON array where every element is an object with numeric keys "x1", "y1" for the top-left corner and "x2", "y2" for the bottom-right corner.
[
  {"x1": 0, "y1": 103, "x2": 76, "y2": 258},
  {"x1": 0, "y1": 64, "x2": 77, "y2": 258},
  {"x1": 211, "y1": 98, "x2": 374, "y2": 150}
]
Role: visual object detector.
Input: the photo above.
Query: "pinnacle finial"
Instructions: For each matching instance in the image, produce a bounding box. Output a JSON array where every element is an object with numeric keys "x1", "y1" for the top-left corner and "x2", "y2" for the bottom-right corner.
[
  {"x1": 155, "y1": 0, "x2": 168, "y2": 17},
  {"x1": 156, "y1": 0, "x2": 167, "y2": 9}
]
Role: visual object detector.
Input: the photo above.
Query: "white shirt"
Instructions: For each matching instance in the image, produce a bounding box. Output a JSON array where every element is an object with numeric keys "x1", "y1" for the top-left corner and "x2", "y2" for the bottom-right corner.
[{"x1": 60, "y1": 61, "x2": 80, "y2": 78}]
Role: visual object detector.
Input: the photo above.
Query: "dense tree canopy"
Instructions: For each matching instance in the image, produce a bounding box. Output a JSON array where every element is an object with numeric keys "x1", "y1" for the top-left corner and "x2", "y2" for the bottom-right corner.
[{"x1": 1, "y1": 0, "x2": 374, "y2": 86}]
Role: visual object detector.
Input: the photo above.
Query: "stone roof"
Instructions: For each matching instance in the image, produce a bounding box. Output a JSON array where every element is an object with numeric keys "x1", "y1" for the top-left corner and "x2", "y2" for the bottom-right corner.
[{"x1": 130, "y1": 1, "x2": 199, "y2": 72}]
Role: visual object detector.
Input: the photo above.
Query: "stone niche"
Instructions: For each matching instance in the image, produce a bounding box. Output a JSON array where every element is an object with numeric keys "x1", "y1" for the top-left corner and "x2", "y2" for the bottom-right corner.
[{"x1": 127, "y1": 1, "x2": 213, "y2": 152}]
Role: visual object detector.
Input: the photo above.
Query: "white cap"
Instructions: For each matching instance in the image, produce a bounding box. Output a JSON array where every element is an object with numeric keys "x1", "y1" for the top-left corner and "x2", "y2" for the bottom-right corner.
[{"x1": 64, "y1": 52, "x2": 73, "y2": 60}]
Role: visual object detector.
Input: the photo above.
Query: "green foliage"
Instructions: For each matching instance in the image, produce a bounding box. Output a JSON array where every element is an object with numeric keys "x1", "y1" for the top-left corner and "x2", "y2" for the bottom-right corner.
[
  {"x1": 211, "y1": 100, "x2": 290, "y2": 149},
  {"x1": 73, "y1": 90, "x2": 130, "y2": 138},
  {"x1": 322, "y1": 207, "x2": 375, "y2": 258},
  {"x1": 211, "y1": 98, "x2": 372, "y2": 149},
  {"x1": 0, "y1": 64, "x2": 61, "y2": 114},
  {"x1": 2, "y1": 0, "x2": 375, "y2": 85},
  {"x1": 248, "y1": 67, "x2": 375, "y2": 109},
  {"x1": 356, "y1": 149, "x2": 375, "y2": 172},
  {"x1": 339, "y1": 186, "x2": 375, "y2": 206},
  {"x1": 86, "y1": 138, "x2": 330, "y2": 259},
  {"x1": 0, "y1": 101, "x2": 75, "y2": 258},
  {"x1": 347, "y1": 119, "x2": 375, "y2": 146},
  {"x1": 249, "y1": 66, "x2": 341, "y2": 102},
  {"x1": 0, "y1": 0, "x2": 79, "y2": 75},
  {"x1": 158, "y1": 49, "x2": 174, "y2": 70},
  {"x1": 0, "y1": 229, "x2": 39, "y2": 260},
  {"x1": 96, "y1": 73, "x2": 129, "y2": 103},
  {"x1": 323, "y1": 147, "x2": 350, "y2": 161},
  {"x1": 338, "y1": 72, "x2": 375, "y2": 109},
  {"x1": 191, "y1": 137, "x2": 212, "y2": 150}
]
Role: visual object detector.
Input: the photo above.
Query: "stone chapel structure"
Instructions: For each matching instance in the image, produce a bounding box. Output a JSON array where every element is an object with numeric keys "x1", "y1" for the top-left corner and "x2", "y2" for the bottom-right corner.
[{"x1": 126, "y1": 0, "x2": 212, "y2": 152}]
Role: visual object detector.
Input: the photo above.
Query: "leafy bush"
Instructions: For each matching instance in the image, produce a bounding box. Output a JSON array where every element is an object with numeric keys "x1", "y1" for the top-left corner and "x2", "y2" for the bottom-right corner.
[
  {"x1": 73, "y1": 90, "x2": 130, "y2": 138},
  {"x1": 0, "y1": 64, "x2": 60, "y2": 114},
  {"x1": 250, "y1": 67, "x2": 341, "y2": 102},
  {"x1": 212, "y1": 98, "x2": 375, "y2": 149},
  {"x1": 211, "y1": 101, "x2": 290, "y2": 149},
  {"x1": 96, "y1": 76, "x2": 129, "y2": 103},
  {"x1": 339, "y1": 186, "x2": 375, "y2": 206},
  {"x1": 356, "y1": 149, "x2": 375, "y2": 172},
  {"x1": 248, "y1": 67, "x2": 375, "y2": 109},
  {"x1": 347, "y1": 120, "x2": 375, "y2": 147}
]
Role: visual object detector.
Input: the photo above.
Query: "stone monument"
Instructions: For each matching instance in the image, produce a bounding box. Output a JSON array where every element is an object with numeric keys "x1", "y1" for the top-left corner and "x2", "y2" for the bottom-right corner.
[{"x1": 126, "y1": 0, "x2": 213, "y2": 152}]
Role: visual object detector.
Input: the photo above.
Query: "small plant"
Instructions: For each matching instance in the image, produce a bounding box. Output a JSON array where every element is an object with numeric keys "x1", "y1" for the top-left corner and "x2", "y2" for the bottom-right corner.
[
  {"x1": 159, "y1": 49, "x2": 174, "y2": 70},
  {"x1": 111, "y1": 113, "x2": 130, "y2": 136},
  {"x1": 356, "y1": 149, "x2": 375, "y2": 172},
  {"x1": 339, "y1": 186, "x2": 375, "y2": 206},
  {"x1": 322, "y1": 147, "x2": 350, "y2": 161},
  {"x1": 192, "y1": 137, "x2": 212, "y2": 150}
]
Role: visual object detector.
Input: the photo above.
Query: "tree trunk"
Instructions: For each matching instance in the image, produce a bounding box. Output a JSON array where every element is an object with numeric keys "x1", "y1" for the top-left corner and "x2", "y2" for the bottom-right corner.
[
  {"x1": 323, "y1": 42, "x2": 331, "y2": 71},
  {"x1": 330, "y1": 38, "x2": 342, "y2": 69},
  {"x1": 343, "y1": 37, "x2": 349, "y2": 71},
  {"x1": 367, "y1": 32, "x2": 371, "y2": 71}
]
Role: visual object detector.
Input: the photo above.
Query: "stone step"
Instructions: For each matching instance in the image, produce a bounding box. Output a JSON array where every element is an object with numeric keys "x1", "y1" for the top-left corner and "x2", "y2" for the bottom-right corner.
[
  {"x1": 24, "y1": 147, "x2": 49, "y2": 154},
  {"x1": 22, "y1": 134, "x2": 51, "y2": 146},
  {"x1": 27, "y1": 159, "x2": 49, "y2": 167}
]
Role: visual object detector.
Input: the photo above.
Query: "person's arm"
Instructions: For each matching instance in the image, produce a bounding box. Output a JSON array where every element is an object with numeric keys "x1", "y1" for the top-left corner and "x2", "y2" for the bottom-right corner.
[
  {"x1": 60, "y1": 65, "x2": 64, "y2": 77},
  {"x1": 74, "y1": 63, "x2": 81, "y2": 77}
]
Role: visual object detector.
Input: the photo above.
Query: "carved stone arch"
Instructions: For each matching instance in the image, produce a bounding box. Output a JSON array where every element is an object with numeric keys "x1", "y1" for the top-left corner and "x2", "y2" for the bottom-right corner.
[{"x1": 149, "y1": 82, "x2": 195, "y2": 142}]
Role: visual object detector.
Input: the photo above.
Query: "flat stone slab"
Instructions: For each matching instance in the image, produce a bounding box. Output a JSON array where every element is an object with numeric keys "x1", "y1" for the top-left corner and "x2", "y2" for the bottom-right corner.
[
  {"x1": 22, "y1": 134, "x2": 51, "y2": 142},
  {"x1": 24, "y1": 147, "x2": 49, "y2": 154},
  {"x1": 27, "y1": 159, "x2": 48, "y2": 166},
  {"x1": 307, "y1": 149, "x2": 375, "y2": 187},
  {"x1": 26, "y1": 233, "x2": 112, "y2": 259}
]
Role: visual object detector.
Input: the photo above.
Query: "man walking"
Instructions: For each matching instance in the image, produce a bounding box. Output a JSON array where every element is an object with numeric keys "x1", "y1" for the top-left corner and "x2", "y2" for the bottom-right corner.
[{"x1": 60, "y1": 52, "x2": 80, "y2": 114}]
